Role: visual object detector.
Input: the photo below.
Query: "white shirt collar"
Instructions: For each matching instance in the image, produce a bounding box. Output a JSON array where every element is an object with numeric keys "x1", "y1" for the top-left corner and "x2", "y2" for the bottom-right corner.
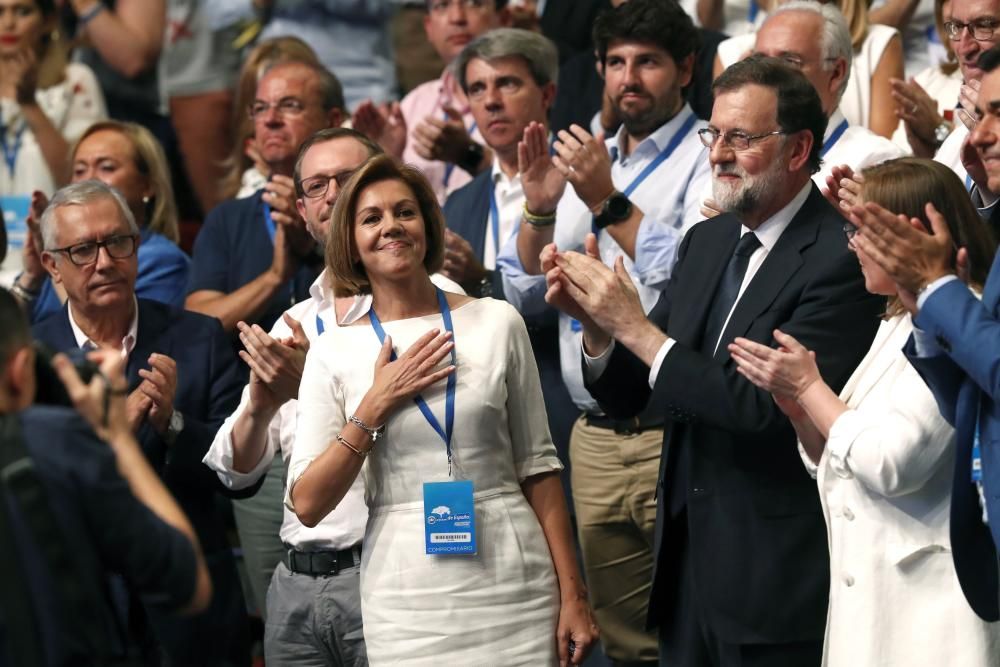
[
  {"x1": 825, "y1": 109, "x2": 848, "y2": 142},
  {"x1": 609, "y1": 103, "x2": 695, "y2": 162},
  {"x1": 741, "y1": 182, "x2": 812, "y2": 250},
  {"x1": 490, "y1": 157, "x2": 521, "y2": 189},
  {"x1": 68, "y1": 297, "x2": 139, "y2": 358}
]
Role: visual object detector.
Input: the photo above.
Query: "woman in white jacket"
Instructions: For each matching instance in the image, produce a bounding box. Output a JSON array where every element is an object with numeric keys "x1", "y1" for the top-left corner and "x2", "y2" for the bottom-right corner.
[{"x1": 728, "y1": 158, "x2": 1000, "y2": 666}]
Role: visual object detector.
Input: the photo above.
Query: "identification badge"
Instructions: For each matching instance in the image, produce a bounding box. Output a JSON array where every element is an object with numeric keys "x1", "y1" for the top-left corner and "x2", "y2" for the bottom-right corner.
[
  {"x1": 423, "y1": 480, "x2": 476, "y2": 555},
  {"x1": 1, "y1": 195, "x2": 30, "y2": 275}
]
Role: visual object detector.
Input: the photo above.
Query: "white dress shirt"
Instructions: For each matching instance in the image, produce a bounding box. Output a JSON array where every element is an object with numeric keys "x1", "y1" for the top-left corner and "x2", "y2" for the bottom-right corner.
[
  {"x1": 203, "y1": 270, "x2": 463, "y2": 550},
  {"x1": 498, "y1": 104, "x2": 711, "y2": 412},
  {"x1": 934, "y1": 121, "x2": 969, "y2": 185},
  {"x1": 68, "y1": 298, "x2": 139, "y2": 358},
  {"x1": 815, "y1": 110, "x2": 906, "y2": 187},
  {"x1": 583, "y1": 182, "x2": 812, "y2": 388},
  {"x1": 483, "y1": 160, "x2": 525, "y2": 270}
]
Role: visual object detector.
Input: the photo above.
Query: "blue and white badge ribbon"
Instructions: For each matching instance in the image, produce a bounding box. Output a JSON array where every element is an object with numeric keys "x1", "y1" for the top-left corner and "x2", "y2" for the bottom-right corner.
[
  {"x1": 820, "y1": 119, "x2": 848, "y2": 158},
  {"x1": 369, "y1": 288, "x2": 457, "y2": 471},
  {"x1": 0, "y1": 116, "x2": 26, "y2": 174},
  {"x1": 973, "y1": 403, "x2": 989, "y2": 523},
  {"x1": 591, "y1": 112, "x2": 698, "y2": 236}
]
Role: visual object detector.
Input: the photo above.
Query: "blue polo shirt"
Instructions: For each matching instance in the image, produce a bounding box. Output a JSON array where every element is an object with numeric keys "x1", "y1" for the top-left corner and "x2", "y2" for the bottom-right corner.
[{"x1": 187, "y1": 189, "x2": 319, "y2": 333}]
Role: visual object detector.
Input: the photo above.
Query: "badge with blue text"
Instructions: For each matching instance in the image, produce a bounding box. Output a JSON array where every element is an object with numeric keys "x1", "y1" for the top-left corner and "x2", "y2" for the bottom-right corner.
[{"x1": 423, "y1": 480, "x2": 476, "y2": 555}]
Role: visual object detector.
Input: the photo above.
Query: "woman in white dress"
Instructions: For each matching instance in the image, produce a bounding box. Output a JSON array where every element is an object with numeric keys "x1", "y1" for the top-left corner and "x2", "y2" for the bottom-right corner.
[
  {"x1": 287, "y1": 155, "x2": 598, "y2": 666},
  {"x1": 728, "y1": 158, "x2": 1000, "y2": 665}
]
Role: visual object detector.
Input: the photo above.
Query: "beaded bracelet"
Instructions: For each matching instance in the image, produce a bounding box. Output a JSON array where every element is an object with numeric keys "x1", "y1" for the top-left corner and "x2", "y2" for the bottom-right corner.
[{"x1": 522, "y1": 203, "x2": 556, "y2": 227}]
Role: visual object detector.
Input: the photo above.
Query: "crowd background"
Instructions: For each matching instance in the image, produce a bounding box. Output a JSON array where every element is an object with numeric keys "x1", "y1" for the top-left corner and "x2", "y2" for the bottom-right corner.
[{"x1": 3, "y1": 0, "x2": 1000, "y2": 666}]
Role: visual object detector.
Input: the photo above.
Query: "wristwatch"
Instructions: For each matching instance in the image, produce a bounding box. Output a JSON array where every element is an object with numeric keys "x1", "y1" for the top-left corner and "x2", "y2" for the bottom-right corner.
[
  {"x1": 456, "y1": 141, "x2": 485, "y2": 174},
  {"x1": 473, "y1": 273, "x2": 493, "y2": 298},
  {"x1": 164, "y1": 409, "x2": 184, "y2": 446},
  {"x1": 593, "y1": 191, "x2": 633, "y2": 229},
  {"x1": 933, "y1": 121, "x2": 952, "y2": 146}
]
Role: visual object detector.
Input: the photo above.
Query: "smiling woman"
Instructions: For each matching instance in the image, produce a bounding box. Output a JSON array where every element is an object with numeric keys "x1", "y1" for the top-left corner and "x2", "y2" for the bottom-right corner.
[{"x1": 288, "y1": 156, "x2": 599, "y2": 665}]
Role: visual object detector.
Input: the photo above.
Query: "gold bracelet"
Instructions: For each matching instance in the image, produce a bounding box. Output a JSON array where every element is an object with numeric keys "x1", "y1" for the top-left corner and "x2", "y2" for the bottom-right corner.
[
  {"x1": 337, "y1": 434, "x2": 368, "y2": 459},
  {"x1": 522, "y1": 202, "x2": 556, "y2": 227}
]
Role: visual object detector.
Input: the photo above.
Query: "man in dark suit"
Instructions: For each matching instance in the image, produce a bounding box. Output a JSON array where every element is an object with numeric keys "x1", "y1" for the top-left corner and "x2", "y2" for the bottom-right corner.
[
  {"x1": 442, "y1": 29, "x2": 578, "y2": 459},
  {"x1": 849, "y1": 46, "x2": 1000, "y2": 623},
  {"x1": 31, "y1": 180, "x2": 250, "y2": 666},
  {"x1": 543, "y1": 56, "x2": 883, "y2": 665}
]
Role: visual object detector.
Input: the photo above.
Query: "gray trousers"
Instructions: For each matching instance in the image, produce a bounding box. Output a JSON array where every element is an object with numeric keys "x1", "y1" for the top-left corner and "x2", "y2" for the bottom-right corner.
[
  {"x1": 264, "y1": 558, "x2": 368, "y2": 666},
  {"x1": 232, "y1": 455, "x2": 287, "y2": 619}
]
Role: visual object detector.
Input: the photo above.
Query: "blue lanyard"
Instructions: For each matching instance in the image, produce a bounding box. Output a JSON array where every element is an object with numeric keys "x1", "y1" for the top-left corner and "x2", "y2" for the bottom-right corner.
[
  {"x1": 489, "y1": 182, "x2": 502, "y2": 255},
  {"x1": 0, "y1": 116, "x2": 26, "y2": 174},
  {"x1": 368, "y1": 288, "x2": 457, "y2": 467},
  {"x1": 748, "y1": 0, "x2": 759, "y2": 24},
  {"x1": 967, "y1": 173, "x2": 974, "y2": 192},
  {"x1": 592, "y1": 112, "x2": 698, "y2": 235},
  {"x1": 820, "y1": 120, "x2": 848, "y2": 158},
  {"x1": 443, "y1": 119, "x2": 479, "y2": 189},
  {"x1": 263, "y1": 202, "x2": 277, "y2": 242},
  {"x1": 316, "y1": 314, "x2": 324, "y2": 335}
]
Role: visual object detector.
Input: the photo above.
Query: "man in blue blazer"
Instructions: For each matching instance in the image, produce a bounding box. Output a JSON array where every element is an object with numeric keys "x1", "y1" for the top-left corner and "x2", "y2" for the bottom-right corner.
[
  {"x1": 31, "y1": 180, "x2": 252, "y2": 664},
  {"x1": 850, "y1": 47, "x2": 1000, "y2": 622}
]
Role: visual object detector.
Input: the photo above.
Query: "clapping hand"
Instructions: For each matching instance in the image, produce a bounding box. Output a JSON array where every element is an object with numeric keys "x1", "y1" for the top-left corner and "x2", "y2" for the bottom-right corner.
[
  {"x1": 137, "y1": 354, "x2": 178, "y2": 436},
  {"x1": 519, "y1": 121, "x2": 566, "y2": 215},
  {"x1": 552, "y1": 125, "x2": 614, "y2": 211},
  {"x1": 352, "y1": 100, "x2": 406, "y2": 157},
  {"x1": 821, "y1": 164, "x2": 864, "y2": 214},
  {"x1": 239, "y1": 313, "x2": 310, "y2": 414},
  {"x1": 728, "y1": 330, "x2": 821, "y2": 420}
]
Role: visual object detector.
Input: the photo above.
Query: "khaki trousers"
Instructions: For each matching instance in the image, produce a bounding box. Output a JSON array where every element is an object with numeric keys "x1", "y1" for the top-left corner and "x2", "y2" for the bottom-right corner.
[{"x1": 570, "y1": 416, "x2": 661, "y2": 664}]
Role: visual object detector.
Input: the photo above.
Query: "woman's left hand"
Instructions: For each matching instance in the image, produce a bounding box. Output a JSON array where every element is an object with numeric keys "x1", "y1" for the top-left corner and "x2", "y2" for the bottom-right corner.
[
  {"x1": 0, "y1": 48, "x2": 38, "y2": 105},
  {"x1": 556, "y1": 593, "x2": 599, "y2": 666},
  {"x1": 728, "y1": 330, "x2": 821, "y2": 400}
]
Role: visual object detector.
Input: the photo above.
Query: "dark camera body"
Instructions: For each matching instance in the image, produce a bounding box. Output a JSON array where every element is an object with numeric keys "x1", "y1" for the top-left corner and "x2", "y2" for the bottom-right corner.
[{"x1": 33, "y1": 343, "x2": 100, "y2": 407}]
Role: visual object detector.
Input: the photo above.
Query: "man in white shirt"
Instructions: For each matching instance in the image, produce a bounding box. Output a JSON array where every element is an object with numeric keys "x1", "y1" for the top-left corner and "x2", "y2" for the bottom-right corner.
[
  {"x1": 542, "y1": 55, "x2": 882, "y2": 665},
  {"x1": 751, "y1": 1, "x2": 905, "y2": 187},
  {"x1": 495, "y1": 1, "x2": 710, "y2": 662},
  {"x1": 203, "y1": 128, "x2": 379, "y2": 666}
]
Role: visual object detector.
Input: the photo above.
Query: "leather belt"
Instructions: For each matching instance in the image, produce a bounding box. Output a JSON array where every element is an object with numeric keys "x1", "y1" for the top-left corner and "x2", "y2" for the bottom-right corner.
[
  {"x1": 584, "y1": 413, "x2": 663, "y2": 436},
  {"x1": 282, "y1": 544, "x2": 360, "y2": 576}
]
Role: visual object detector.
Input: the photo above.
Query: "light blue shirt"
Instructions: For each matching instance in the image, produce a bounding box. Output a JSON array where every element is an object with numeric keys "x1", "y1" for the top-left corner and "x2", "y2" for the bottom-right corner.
[{"x1": 497, "y1": 104, "x2": 711, "y2": 411}]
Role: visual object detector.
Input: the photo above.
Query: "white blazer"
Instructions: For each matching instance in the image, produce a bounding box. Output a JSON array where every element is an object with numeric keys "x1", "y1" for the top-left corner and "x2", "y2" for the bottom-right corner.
[{"x1": 802, "y1": 314, "x2": 1000, "y2": 666}]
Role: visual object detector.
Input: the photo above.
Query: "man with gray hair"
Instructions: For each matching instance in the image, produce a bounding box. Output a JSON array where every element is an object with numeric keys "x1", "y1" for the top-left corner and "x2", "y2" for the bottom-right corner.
[
  {"x1": 752, "y1": 2, "x2": 903, "y2": 192},
  {"x1": 496, "y1": 0, "x2": 712, "y2": 661},
  {"x1": 31, "y1": 180, "x2": 250, "y2": 665}
]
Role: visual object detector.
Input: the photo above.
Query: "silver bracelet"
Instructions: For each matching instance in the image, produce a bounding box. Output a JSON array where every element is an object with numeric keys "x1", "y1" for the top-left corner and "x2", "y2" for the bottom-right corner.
[
  {"x1": 10, "y1": 281, "x2": 39, "y2": 302},
  {"x1": 349, "y1": 414, "x2": 386, "y2": 442}
]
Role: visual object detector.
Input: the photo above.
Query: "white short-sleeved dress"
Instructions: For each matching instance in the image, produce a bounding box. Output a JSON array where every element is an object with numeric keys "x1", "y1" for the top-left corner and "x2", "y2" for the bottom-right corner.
[{"x1": 290, "y1": 296, "x2": 563, "y2": 666}]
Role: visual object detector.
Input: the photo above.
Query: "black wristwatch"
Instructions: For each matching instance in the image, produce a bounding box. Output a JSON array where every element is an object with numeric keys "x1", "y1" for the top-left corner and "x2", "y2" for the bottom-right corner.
[
  {"x1": 593, "y1": 191, "x2": 633, "y2": 229},
  {"x1": 456, "y1": 141, "x2": 485, "y2": 174}
]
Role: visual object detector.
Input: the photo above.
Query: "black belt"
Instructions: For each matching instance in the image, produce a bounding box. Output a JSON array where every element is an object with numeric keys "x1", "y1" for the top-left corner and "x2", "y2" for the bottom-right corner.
[
  {"x1": 584, "y1": 413, "x2": 663, "y2": 436},
  {"x1": 283, "y1": 545, "x2": 360, "y2": 576}
]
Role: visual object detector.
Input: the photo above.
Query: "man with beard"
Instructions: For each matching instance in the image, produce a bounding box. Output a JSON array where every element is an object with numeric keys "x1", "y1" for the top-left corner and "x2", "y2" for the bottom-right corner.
[
  {"x1": 495, "y1": 1, "x2": 710, "y2": 663},
  {"x1": 203, "y1": 128, "x2": 460, "y2": 665},
  {"x1": 541, "y1": 55, "x2": 883, "y2": 665}
]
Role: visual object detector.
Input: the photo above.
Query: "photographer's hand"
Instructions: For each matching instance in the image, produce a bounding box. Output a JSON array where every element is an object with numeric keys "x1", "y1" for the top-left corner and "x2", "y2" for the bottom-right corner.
[{"x1": 52, "y1": 349, "x2": 131, "y2": 444}]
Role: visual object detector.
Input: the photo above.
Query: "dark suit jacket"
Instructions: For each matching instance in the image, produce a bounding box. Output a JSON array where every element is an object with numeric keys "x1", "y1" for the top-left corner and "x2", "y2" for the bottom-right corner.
[
  {"x1": 443, "y1": 173, "x2": 578, "y2": 453},
  {"x1": 903, "y1": 252, "x2": 1000, "y2": 621},
  {"x1": 32, "y1": 299, "x2": 250, "y2": 665},
  {"x1": 540, "y1": 0, "x2": 611, "y2": 63},
  {"x1": 587, "y1": 185, "x2": 884, "y2": 644}
]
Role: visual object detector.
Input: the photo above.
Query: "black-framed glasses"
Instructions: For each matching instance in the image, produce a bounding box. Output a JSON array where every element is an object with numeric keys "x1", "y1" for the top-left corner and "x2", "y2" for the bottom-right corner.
[
  {"x1": 943, "y1": 17, "x2": 1000, "y2": 41},
  {"x1": 429, "y1": 0, "x2": 489, "y2": 12},
  {"x1": 249, "y1": 97, "x2": 307, "y2": 120},
  {"x1": 49, "y1": 234, "x2": 137, "y2": 266},
  {"x1": 697, "y1": 127, "x2": 785, "y2": 151},
  {"x1": 843, "y1": 221, "x2": 858, "y2": 240},
  {"x1": 298, "y1": 169, "x2": 358, "y2": 199}
]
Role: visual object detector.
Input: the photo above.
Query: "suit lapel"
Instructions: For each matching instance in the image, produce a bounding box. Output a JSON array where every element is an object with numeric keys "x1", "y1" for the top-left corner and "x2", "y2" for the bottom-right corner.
[
  {"x1": 840, "y1": 316, "x2": 909, "y2": 406},
  {"x1": 670, "y1": 217, "x2": 740, "y2": 349},
  {"x1": 40, "y1": 307, "x2": 78, "y2": 351},
  {"x1": 711, "y1": 190, "x2": 824, "y2": 362}
]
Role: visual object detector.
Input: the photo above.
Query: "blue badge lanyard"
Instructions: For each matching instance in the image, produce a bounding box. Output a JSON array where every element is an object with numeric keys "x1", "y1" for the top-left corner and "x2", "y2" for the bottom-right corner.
[
  {"x1": 443, "y1": 118, "x2": 479, "y2": 189},
  {"x1": 489, "y1": 182, "x2": 503, "y2": 257},
  {"x1": 368, "y1": 288, "x2": 458, "y2": 471},
  {"x1": 591, "y1": 112, "x2": 698, "y2": 236},
  {"x1": 820, "y1": 119, "x2": 848, "y2": 158},
  {"x1": 967, "y1": 173, "x2": 974, "y2": 192},
  {"x1": 747, "y1": 0, "x2": 759, "y2": 24},
  {"x1": 0, "y1": 109, "x2": 26, "y2": 174},
  {"x1": 263, "y1": 202, "x2": 294, "y2": 304},
  {"x1": 316, "y1": 313, "x2": 325, "y2": 336}
]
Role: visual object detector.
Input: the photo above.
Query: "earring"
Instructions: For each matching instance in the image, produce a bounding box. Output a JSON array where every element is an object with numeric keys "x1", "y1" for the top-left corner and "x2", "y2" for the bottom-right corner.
[{"x1": 142, "y1": 196, "x2": 150, "y2": 204}]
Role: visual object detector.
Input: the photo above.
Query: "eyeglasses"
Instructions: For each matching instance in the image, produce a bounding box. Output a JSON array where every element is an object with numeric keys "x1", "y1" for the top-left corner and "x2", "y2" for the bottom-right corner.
[
  {"x1": 769, "y1": 54, "x2": 840, "y2": 70},
  {"x1": 429, "y1": 0, "x2": 489, "y2": 12},
  {"x1": 298, "y1": 169, "x2": 358, "y2": 199},
  {"x1": 697, "y1": 127, "x2": 786, "y2": 151},
  {"x1": 943, "y1": 17, "x2": 1000, "y2": 41},
  {"x1": 843, "y1": 221, "x2": 858, "y2": 240},
  {"x1": 249, "y1": 97, "x2": 307, "y2": 120},
  {"x1": 49, "y1": 234, "x2": 137, "y2": 266}
]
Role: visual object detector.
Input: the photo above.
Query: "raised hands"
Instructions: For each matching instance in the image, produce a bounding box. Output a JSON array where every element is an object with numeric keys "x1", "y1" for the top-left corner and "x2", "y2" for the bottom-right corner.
[
  {"x1": 138, "y1": 353, "x2": 178, "y2": 436},
  {"x1": 363, "y1": 329, "x2": 456, "y2": 424},
  {"x1": 821, "y1": 164, "x2": 865, "y2": 214},
  {"x1": 352, "y1": 100, "x2": 407, "y2": 158},
  {"x1": 957, "y1": 77, "x2": 981, "y2": 131},
  {"x1": 552, "y1": 124, "x2": 614, "y2": 211},
  {"x1": 519, "y1": 121, "x2": 566, "y2": 215},
  {"x1": 412, "y1": 105, "x2": 479, "y2": 166},
  {"x1": 0, "y1": 46, "x2": 38, "y2": 104},
  {"x1": 728, "y1": 330, "x2": 821, "y2": 407},
  {"x1": 264, "y1": 174, "x2": 315, "y2": 257},
  {"x1": 890, "y1": 77, "x2": 948, "y2": 157},
  {"x1": 239, "y1": 313, "x2": 310, "y2": 414},
  {"x1": 442, "y1": 228, "x2": 488, "y2": 287}
]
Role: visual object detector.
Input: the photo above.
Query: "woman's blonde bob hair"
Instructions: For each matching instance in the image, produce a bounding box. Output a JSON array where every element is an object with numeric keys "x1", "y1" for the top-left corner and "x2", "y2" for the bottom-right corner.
[
  {"x1": 70, "y1": 121, "x2": 180, "y2": 244},
  {"x1": 326, "y1": 155, "x2": 445, "y2": 297},
  {"x1": 860, "y1": 157, "x2": 997, "y2": 317}
]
